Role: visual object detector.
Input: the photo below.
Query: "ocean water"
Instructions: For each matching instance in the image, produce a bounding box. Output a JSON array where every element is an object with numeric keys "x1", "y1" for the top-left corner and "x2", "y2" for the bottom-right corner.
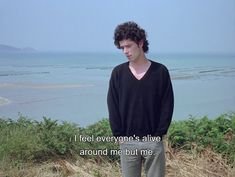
[{"x1": 0, "y1": 52, "x2": 235, "y2": 126}]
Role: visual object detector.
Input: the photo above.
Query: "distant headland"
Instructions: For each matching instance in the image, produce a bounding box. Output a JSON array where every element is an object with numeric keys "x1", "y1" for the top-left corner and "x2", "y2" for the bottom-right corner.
[{"x1": 0, "y1": 44, "x2": 36, "y2": 52}]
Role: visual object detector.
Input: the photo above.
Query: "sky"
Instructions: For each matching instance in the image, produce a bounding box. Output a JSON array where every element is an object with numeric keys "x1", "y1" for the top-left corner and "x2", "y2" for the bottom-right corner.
[{"x1": 0, "y1": 0, "x2": 235, "y2": 54}]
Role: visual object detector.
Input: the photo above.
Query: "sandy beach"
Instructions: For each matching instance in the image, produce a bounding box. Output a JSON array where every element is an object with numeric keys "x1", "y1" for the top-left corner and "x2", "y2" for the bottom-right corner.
[
  {"x1": 0, "y1": 83, "x2": 94, "y2": 107},
  {"x1": 0, "y1": 83, "x2": 94, "y2": 89},
  {"x1": 0, "y1": 96, "x2": 10, "y2": 106}
]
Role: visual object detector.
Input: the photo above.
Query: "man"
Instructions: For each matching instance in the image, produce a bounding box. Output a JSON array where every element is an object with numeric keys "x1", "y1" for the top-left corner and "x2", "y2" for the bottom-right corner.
[{"x1": 107, "y1": 21, "x2": 174, "y2": 177}]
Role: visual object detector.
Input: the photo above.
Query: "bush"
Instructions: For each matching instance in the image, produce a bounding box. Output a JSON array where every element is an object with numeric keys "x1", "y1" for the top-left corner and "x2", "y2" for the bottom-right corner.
[
  {"x1": 0, "y1": 116, "x2": 42, "y2": 163},
  {"x1": 0, "y1": 116, "x2": 80, "y2": 164},
  {"x1": 168, "y1": 113, "x2": 235, "y2": 164},
  {"x1": 0, "y1": 116, "x2": 118, "y2": 167},
  {"x1": 36, "y1": 117, "x2": 79, "y2": 158},
  {"x1": 79, "y1": 118, "x2": 119, "y2": 161},
  {"x1": 0, "y1": 113, "x2": 234, "y2": 167}
]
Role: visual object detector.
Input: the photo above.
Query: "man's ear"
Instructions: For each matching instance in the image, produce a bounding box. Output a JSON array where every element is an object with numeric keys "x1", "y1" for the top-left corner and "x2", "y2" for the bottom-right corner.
[{"x1": 138, "y1": 40, "x2": 144, "y2": 48}]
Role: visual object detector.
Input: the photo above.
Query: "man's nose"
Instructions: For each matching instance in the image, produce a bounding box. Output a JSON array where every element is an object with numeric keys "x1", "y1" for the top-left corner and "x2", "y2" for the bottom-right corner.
[{"x1": 123, "y1": 48, "x2": 128, "y2": 54}]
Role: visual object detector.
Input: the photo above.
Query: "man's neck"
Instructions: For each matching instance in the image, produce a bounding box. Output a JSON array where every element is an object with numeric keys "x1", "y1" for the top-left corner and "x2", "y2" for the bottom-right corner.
[
  {"x1": 129, "y1": 54, "x2": 149, "y2": 69},
  {"x1": 129, "y1": 54, "x2": 151, "y2": 77}
]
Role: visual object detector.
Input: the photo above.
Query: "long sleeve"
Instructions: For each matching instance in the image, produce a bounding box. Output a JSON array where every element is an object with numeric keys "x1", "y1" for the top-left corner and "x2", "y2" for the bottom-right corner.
[
  {"x1": 107, "y1": 69, "x2": 123, "y2": 137},
  {"x1": 155, "y1": 68, "x2": 174, "y2": 135},
  {"x1": 107, "y1": 61, "x2": 174, "y2": 138}
]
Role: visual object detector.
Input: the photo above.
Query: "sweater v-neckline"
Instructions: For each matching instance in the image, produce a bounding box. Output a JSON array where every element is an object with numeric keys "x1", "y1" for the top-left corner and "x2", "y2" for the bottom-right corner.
[{"x1": 127, "y1": 60, "x2": 152, "y2": 81}]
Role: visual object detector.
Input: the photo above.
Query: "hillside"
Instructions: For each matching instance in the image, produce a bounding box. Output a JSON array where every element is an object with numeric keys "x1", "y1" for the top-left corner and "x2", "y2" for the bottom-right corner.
[
  {"x1": 0, "y1": 114, "x2": 234, "y2": 176},
  {"x1": 0, "y1": 141, "x2": 234, "y2": 177},
  {"x1": 0, "y1": 44, "x2": 36, "y2": 52}
]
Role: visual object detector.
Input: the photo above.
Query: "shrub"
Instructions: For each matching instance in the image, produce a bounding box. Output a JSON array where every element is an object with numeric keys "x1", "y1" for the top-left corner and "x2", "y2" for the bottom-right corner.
[
  {"x1": 168, "y1": 113, "x2": 235, "y2": 164},
  {"x1": 0, "y1": 116, "x2": 42, "y2": 163},
  {"x1": 0, "y1": 116, "x2": 80, "y2": 164},
  {"x1": 36, "y1": 117, "x2": 79, "y2": 158},
  {"x1": 0, "y1": 113, "x2": 234, "y2": 167},
  {"x1": 79, "y1": 118, "x2": 119, "y2": 161}
]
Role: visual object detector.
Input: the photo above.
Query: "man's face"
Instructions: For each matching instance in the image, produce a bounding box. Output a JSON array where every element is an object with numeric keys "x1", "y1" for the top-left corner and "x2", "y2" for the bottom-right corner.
[{"x1": 119, "y1": 39, "x2": 143, "y2": 62}]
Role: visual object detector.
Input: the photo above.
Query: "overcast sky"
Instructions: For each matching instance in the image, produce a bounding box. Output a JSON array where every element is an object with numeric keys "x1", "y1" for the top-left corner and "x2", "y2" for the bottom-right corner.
[{"x1": 0, "y1": 0, "x2": 235, "y2": 54}]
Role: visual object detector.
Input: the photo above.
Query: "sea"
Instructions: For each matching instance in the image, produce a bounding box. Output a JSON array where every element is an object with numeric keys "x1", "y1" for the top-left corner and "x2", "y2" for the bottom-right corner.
[{"x1": 0, "y1": 52, "x2": 235, "y2": 126}]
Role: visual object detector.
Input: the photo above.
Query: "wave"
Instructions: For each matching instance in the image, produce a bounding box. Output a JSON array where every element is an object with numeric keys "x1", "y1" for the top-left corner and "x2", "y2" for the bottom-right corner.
[
  {"x1": 86, "y1": 66, "x2": 113, "y2": 70},
  {"x1": 0, "y1": 71, "x2": 50, "y2": 77},
  {"x1": 171, "y1": 66, "x2": 235, "y2": 80}
]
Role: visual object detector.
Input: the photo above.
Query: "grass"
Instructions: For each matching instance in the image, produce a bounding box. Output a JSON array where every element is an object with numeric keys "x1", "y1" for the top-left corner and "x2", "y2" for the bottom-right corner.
[{"x1": 0, "y1": 113, "x2": 234, "y2": 177}]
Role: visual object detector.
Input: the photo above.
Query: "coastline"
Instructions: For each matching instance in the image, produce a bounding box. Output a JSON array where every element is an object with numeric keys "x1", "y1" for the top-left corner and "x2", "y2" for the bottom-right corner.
[{"x1": 0, "y1": 53, "x2": 234, "y2": 126}]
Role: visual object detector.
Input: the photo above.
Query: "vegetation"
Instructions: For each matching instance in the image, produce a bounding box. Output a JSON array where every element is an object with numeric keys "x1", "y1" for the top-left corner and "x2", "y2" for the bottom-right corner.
[
  {"x1": 168, "y1": 113, "x2": 235, "y2": 164},
  {"x1": 0, "y1": 113, "x2": 234, "y2": 176}
]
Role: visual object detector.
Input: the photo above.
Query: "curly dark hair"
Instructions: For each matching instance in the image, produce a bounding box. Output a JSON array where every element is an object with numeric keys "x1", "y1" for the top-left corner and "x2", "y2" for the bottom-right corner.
[{"x1": 114, "y1": 21, "x2": 149, "y2": 53}]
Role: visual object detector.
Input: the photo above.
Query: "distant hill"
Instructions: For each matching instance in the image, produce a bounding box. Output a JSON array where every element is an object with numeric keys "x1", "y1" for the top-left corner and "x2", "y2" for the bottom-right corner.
[{"x1": 0, "y1": 44, "x2": 36, "y2": 52}]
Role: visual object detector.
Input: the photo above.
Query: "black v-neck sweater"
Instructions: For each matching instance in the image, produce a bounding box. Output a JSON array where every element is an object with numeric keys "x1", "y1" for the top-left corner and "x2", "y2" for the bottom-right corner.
[{"x1": 107, "y1": 60, "x2": 174, "y2": 138}]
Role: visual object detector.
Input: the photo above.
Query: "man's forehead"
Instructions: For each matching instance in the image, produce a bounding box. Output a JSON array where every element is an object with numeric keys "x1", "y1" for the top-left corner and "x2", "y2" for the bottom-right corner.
[{"x1": 119, "y1": 39, "x2": 135, "y2": 46}]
